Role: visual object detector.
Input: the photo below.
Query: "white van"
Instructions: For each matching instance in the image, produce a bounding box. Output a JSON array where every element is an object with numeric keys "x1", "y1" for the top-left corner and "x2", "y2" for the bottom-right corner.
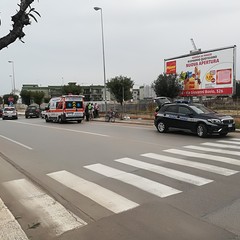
[{"x1": 45, "y1": 95, "x2": 84, "y2": 123}]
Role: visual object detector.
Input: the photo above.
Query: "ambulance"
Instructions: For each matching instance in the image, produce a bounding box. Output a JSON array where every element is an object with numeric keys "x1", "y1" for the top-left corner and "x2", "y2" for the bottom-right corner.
[{"x1": 45, "y1": 95, "x2": 84, "y2": 123}]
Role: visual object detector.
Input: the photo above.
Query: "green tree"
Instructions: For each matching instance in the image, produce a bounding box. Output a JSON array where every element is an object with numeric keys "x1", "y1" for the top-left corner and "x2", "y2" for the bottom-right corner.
[
  {"x1": 0, "y1": 96, "x2": 3, "y2": 105},
  {"x1": 20, "y1": 90, "x2": 32, "y2": 105},
  {"x1": 44, "y1": 97, "x2": 51, "y2": 103},
  {"x1": 152, "y1": 73, "x2": 181, "y2": 99},
  {"x1": 106, "y1": 75, "x2": 134, "y2": 105},
  {"x1": 33, "y1": 91, "x2": 45, "y2": 106},
  {"x1": 62, "y1": 83, "x2": 82, "y2": 95},
  {"x1": 0, "y1": 0, "x2": 40, "y2": 51},
  {"x1": 3, "y1": 94, "x2": 19, "y2": 105}
]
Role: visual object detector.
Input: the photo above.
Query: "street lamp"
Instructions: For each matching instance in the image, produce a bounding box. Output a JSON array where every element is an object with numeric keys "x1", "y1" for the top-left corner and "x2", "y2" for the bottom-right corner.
[
  {"x1": 94, "y1": 7, "x2": 107, "y2": 114},
  {"x1": 8, "y1": 61, "x2": 16, "y2": 94},
  {"x1": 9, "y1": 75, "x2": 14, "y2": 93}
]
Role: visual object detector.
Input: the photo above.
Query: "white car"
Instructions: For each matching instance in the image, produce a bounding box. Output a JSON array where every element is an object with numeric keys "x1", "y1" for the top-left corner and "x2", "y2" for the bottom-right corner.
[
  {"x1": 41, "y1": 110, "x2": 47, "y2": 118},
  {"x1": 2, "y1": 107, "x2": 18, "y2": 120}
]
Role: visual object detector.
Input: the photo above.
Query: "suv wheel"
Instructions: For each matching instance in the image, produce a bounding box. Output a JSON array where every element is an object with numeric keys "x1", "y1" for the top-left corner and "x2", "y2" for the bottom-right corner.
[
  {"x1": 220, "y1": 132, "x2": 228, "y2": 137},
  {"x1": 197, "y1": 123, "x2": 208, "y2": 138},
  {"x1": 157, "y1": 120, "x2": 167, "y2": 133}
]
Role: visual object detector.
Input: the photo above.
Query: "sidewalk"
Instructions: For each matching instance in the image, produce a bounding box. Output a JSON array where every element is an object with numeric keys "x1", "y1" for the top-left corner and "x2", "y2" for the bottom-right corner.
[{"x1": 93, "y1": 116, "x2": 154, "y2": 126}]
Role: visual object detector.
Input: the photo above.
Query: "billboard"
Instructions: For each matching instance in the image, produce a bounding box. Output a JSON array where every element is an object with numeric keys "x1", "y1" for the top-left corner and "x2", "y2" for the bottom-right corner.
[{"x1": 164, "y1": 46, "x2": 236, "y2": 97}]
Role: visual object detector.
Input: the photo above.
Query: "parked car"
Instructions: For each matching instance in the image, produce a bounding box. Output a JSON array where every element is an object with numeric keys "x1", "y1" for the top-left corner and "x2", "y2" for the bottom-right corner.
[
  {"x1": 0, "y1": 108, "x2": 2, "y2": 118},
  {"x1": 2, "y1": 107, "x2": 18, "y2": 120},
  {"x1": 25, "y1": 105, "x2": 40, "y2": 118},
  {"x1": 154, "y1": 101, "x2": 235, "y2": 137}
]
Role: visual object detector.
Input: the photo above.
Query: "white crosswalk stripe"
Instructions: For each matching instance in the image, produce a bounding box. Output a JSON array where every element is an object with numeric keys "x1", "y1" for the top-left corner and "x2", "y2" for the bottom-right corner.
[
  {"x1": 228, "y1": 138, "x2": 240, "y2": 141},
  {"x1": 202, "y1": 142, "x2": 240, "y2": 150},
  {"x1": 2, "y1": 179, "x2": 87, "y2": 237},
  {"x1": 0, "y1": 198, "x2": 29, "y2": 240},
  {"x1": 84, "y1": 163, "x2": 182, "y2": 198},
  {"x1": 141, "y1": 153, "x2": 238, "y2": 176},
  {"x1": 218, "y1": 140, "x2": 240, "y2": 145},
  {"x1": 184, "y1": 145, "x2": 240, "y2": 157},
  {"x1": 115, "y1": 157, "x2": 213, "y2": 186},
  {"x1": 47, "y1": 170, "x2": 139, "y2": 213},
  {"x1": 164, "y1": 149, "x2": 240, "y2": 166}
]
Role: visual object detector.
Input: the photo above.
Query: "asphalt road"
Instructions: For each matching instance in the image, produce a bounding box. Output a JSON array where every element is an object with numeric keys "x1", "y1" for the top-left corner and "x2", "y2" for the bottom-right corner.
[{"x1": 0, "y1": 116, "x2": 240, "y2": 240}]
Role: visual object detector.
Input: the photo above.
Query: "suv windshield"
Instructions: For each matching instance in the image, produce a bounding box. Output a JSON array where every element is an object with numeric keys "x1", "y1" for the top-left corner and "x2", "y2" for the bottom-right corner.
[{"x1": 189, "y1": 104, "x2": 215, "y2": 114}]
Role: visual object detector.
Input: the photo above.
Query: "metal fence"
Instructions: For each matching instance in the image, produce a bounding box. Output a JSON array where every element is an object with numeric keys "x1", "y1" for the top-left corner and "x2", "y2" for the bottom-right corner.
[{"x1": 99, "y1": 98, "x2": 240, "y2": 118}]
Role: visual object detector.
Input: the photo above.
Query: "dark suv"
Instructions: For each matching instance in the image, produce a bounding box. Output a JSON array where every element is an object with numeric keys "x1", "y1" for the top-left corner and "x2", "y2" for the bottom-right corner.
[
  {"x1": 25, "y1": 105, "x2": 40, "y2": 118},
  {"x1": 154, "y1": 102, "x2": 235, "y2": 137}
]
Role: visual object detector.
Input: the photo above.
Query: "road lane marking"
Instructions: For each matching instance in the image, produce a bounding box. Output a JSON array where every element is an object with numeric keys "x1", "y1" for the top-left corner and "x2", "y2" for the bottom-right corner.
[
  {"x1": 0, "y1": 197, "x2": 29, "y2": 240},
  {"x1": 218, "y1": 140, "x2": 240, "y2": 145},
  {"x1": 0, "y1": 135, "x2": 32, "y2": 150},
  {"x1": 164, "y1": 149, "x2": 240, "y2": 166},
  {"x1": 141, "y1": 153, "x2": 238, "y2": 176},
  {"x1": 115, "y1": 157, "x2": 213, "y2": 186},
  {"x1": 84, "y1": 164, "x2": 182, "y2": 198},
  {"x1": 202, "y1": 142, "x2": 240, "y2": 149},
  {"x1": 7, "y1": 121, "x2": 109, "y2": 137},
  {"x1": 47, "y1": 170, "x2": 139, "y2": 213},
  {"x1": 184, "y1": 145, "x2": 240, "y2": 157},
  {"x1": 2, "y1": 179, "x2": 86, "y2": 236}
]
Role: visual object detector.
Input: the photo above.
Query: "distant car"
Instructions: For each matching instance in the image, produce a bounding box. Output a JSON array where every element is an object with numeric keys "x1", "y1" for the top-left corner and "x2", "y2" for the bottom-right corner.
[
  {"x1": 154, "y1": 102, "x2": 235, "y2": 137},
  {"x1": 25, "y1": 105, "x2": 40, "y2": 118},
  {"x1": 2, "y1": 107, "x2": 18, "y2": 120},
  {"x1": 0, "y1": 108, "x2": 2, "y2": 118},
  {"x1": 41, "y1": 110, "x2": 47, "y2": 118}
]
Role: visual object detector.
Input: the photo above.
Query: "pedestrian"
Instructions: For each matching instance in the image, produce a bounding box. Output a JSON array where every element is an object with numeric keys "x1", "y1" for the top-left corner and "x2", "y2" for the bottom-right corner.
[
  {"x1": 88, "y1": 103, "x2": 94, "y2": 120},
  {"x1": 94, "y1": 103, "x2": 99, "y2": 118},
  {"x1": 85, "y1": 103, "x2": 90, "y2": 121}
]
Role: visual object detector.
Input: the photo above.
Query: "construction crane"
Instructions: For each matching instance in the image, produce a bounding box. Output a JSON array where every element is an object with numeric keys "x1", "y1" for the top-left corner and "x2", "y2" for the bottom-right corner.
[
  {"x1": 190, "y1": 38, "x2": 197, "y2": 50},
  {"x1": 190, "y1": 38, "x2": 201, "y2": 53}
]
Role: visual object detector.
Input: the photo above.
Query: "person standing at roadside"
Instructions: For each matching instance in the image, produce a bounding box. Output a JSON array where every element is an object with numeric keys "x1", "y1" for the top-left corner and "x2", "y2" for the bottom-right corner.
[
  {"x1": 94, "y1": 103, "x2": 99, "y2": 118},
  {"x1": 85, "y1": 103, "x2": 90, "y2": 121},
  {"x1": 88, "y1": 103, "x2": 94, "y2": 120}
]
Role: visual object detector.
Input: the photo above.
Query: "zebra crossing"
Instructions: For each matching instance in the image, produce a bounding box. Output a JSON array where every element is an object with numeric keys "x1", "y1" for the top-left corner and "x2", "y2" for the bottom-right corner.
[{"x1": 1, "y1": 138, "x2": 240, "y2": 239}]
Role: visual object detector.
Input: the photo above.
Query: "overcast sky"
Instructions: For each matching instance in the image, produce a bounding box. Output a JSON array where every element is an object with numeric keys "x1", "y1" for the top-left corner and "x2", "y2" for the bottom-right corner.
[{"x1": 0, "y1": 0, "x2": 239, "y2": 95}]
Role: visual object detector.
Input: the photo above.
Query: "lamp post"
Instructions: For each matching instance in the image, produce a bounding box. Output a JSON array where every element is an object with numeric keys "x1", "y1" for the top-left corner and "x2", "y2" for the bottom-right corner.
[
  {"x1": 94, "y1": 7, "x2": 107, "y2": 114},
  {"x1": 121, "y1": 84, "x2": 125, "y2": 119},
  {"x1": 8, "y1": 61, "x2": 16, "y2": 95},
  {"x1": 9, "y1": 75, "x2": 14, "y2": 94}
]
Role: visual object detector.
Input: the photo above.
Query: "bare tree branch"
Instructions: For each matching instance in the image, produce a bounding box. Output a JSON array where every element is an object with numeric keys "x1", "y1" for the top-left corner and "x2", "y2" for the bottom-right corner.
[{"x1": 0, "y1": 0, "x2": 39, "y2": 50}]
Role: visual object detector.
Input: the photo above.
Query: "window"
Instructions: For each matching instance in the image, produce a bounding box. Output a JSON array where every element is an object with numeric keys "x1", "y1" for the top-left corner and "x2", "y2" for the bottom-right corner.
[
  {"x1": 179, "y1": 106, "x2": 191, "y2": 115},
  {"x1": 165, "y1": 105, "x2": 178, "y2": 113},
  {"x1": 190, "y1": 104, "x2": 214, "y2": 114},
  {"x1": 57, "y1": 102, "x2": 63, "y2": 109},
  {"x1": 65, "y1": 101, "x2": 83, "y2": 109}
]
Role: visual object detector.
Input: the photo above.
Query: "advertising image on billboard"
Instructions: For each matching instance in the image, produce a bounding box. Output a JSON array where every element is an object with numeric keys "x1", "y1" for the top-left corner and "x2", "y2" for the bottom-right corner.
[{"x1": 164, "y1": 46, "x2": 236, "y2": 97}]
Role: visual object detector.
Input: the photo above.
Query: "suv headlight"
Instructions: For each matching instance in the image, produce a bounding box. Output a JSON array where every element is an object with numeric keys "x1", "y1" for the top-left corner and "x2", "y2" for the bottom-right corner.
[{"x1": 207, "y1": 118, "x2": 221, "y2": 124}]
